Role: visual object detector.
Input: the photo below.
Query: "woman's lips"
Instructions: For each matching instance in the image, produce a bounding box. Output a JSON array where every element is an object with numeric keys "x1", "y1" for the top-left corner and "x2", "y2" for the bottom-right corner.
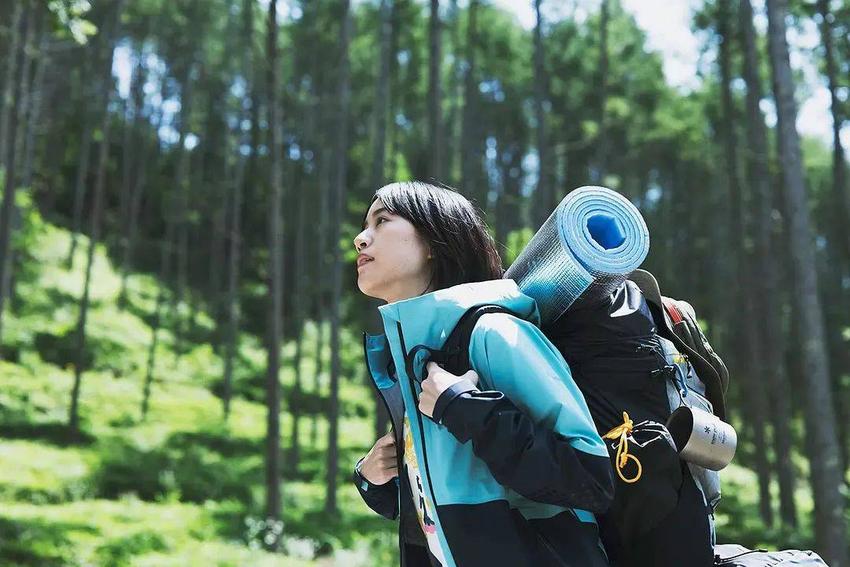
[{"x1": 356, "y1": 255, "x2": 374, "y2": 269}]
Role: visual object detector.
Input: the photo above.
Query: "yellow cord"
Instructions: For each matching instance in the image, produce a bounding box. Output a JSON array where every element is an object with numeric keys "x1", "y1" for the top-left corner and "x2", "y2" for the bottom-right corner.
[{"x1": 602, "y1": 411, "x2": 643, "y2": 484}]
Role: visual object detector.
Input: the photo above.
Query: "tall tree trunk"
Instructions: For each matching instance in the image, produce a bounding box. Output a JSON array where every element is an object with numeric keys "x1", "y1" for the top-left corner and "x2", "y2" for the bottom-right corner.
[
  {"x1": 446, "y1": 0, "x2": 462, "y2": 185},
  {"x1": 141, "y1": 220, "x2": 174, "y2": 421},
  {"x1": 20, "y1": 21, "x2": 48, "y2": 190},
  {"x1": 372, "y1": 0, "x2": 391, "y2": 193},
  {"x1": 816, "y1": 0, "x2": 850, "y2": 272},
  {"x1": 118, "y1": 105, "x2": 162, "y2": 308},
  {"x1": 69, "y1": 106, "x2": 111, "y2": 437},
  {"x1": 68, "y1": 0, "x2": 123, "y2": 437},
  {"x1": 739, "y1": 0, "x2": 797, "y2": 528},
  {"x1": 0, "y1": 1, "x2": 23, "y2": 166},
  {"x1": 288, "y1": 177, "x2": 307, "y2": 474},
  {"x1": 0, "y1": 2, "x2": 25, "y2": 344},
  {"x1": 118, "y1": 50, "x2": 144, "y2": 278},
  {"x1": 170, "y1": 63, "x2": 195, "y2": 354},
  {"x1": 264, "y1": 0, "x2": 284, "y2": 537},
  {"x1": 593, "y1": 0, "x2": 609, "y2": 184},
  {"x1": 460, "y1": 0, "x2": 481, "y2": 206},
  {"x1": 222, "y1": 0, "x2": 255, "y2": 421},
  {"x1": 717, "y1": 0, "x2": 774, "y2": 527},
  {"x1": 532, "y1": 0, "x2": 550, "y2": 226},
  {"x1": 428, "y1": 0, "x2": 442, "y2": 180},
  {"x1": 370, "y1": 0, "x2": 392, "y2": 437},
  {"x1": 13, "y1": 1, "x2": 37, "y2": 183},
  {"x1": 312, "y1": 144, "x2": 331, "y2": 448},
  {"x1": 325, "y1": 0, "x2": 352, "y2": 516},
  {"x1": 766, "y1": 1, "x2": 848, "y2": 561}
]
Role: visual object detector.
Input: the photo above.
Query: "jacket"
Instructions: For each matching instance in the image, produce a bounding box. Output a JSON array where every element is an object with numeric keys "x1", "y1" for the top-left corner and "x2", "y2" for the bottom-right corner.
[{"x1": 354, "y1": 279, "x2": 614, "y2": 566}]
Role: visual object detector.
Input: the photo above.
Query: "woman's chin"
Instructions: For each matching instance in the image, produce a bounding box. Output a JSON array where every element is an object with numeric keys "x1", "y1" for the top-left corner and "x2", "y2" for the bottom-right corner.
[{"x1": 356, "y1": 278, "x2": 382, "y2": 300}]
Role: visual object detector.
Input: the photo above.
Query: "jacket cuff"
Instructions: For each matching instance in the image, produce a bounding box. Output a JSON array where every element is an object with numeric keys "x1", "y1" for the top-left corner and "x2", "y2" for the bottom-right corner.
[
  {"x1": 440, "y1": 390, "x2": 506, "y2": 442},
  {"x1": 353, "y1": 457, "x2": 392, "y2": 492},
  {"x1": 432, "y1": 378, "x2": 479, "y2": 424}
]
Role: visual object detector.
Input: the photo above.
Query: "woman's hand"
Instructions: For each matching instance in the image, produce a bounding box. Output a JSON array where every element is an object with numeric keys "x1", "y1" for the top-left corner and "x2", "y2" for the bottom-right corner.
[
  {"x1": 418, "y1": 361, "x2": 479, "y2": 419},
  {"x1": 358, "y1": 433, "x2": 398, "y2": 485}
]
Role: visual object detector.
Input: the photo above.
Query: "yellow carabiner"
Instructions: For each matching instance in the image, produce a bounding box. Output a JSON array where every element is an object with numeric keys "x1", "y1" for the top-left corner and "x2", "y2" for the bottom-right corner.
[{"x1": 602, "y1": 411, "x2": 643, "y2": 484}]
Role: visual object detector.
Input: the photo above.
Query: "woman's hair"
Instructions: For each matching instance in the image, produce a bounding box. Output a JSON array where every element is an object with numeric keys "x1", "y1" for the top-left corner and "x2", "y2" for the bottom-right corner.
[{"x1": 370, "y1": 181, "x2": 504, "y2": 291}]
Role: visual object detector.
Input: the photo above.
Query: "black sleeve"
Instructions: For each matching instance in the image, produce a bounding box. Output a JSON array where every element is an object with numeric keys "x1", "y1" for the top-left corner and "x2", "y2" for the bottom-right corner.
[
  {"x1": 352, "y1": 458, "x2": 400, "y2": 521},
  {"x1": 437, "y1": 390, "x2": 615, "y2": 514}
]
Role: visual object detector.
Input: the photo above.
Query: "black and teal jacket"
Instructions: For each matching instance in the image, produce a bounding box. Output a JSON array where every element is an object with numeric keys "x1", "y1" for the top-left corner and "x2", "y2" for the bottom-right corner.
[{"x1": 354, "y1": 280, "x2": 614, "y2": 566}]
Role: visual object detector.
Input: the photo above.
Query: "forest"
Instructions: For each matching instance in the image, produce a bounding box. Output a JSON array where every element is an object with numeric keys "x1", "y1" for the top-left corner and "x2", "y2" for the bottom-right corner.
[{"x1": 0, "y1": 0, "x2": 849, "y2": 565}]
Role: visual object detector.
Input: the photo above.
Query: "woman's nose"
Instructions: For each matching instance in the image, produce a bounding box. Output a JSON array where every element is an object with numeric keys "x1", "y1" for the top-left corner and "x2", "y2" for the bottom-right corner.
[{"x1": 354, "y1": 230, "x2": 369, "y2": 251}]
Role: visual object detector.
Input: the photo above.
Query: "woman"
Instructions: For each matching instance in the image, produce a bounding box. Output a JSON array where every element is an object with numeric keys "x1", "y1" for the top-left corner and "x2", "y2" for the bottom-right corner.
[{"x1": 352, "y1": 181, "x2": 614, "y2": 567}]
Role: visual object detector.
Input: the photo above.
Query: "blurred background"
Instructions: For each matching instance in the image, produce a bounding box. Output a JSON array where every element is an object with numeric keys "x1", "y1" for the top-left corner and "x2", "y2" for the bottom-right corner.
[{"x1": 0, "y1": 0, "x2": 849, "y2": 565}]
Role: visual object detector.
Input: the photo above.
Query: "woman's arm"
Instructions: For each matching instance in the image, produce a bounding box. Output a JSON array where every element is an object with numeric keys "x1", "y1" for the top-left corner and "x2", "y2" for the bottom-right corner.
[
  {"x1": 352, "y1": 433, "x2": 400, "y2": 520},
  {"x1": 429, "y1": 313, "x2": 614, "y2": 514}
]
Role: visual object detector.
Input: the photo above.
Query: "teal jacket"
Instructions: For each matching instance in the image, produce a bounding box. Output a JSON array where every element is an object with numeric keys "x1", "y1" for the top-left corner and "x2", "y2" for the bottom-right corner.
[{"x1": 357, "y1": 280, "x2": 613, "y2": 567}]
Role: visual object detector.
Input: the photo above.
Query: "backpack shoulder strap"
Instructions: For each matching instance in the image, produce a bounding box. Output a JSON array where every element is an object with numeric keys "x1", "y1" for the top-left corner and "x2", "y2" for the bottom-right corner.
[
  {"x1": 630, "y1": 269, "x2": 729, "y2": 422},
  {"x1": 433, "y1": 304, "x2": 514, "y2": 376}
]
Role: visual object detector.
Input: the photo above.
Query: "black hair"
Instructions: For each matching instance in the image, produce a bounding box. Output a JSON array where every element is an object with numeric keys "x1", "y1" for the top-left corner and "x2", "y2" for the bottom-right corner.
[{"x1": 369, "y1": 181, "x2": 504, "y2": 291}]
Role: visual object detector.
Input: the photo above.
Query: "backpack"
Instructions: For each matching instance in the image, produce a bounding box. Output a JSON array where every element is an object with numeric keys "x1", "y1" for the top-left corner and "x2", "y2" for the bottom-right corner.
[
  {"x1": 430, "y1": 272, "x2": 728, "y2": 566},
  {"x1": 714, "y1": 544, "x2": 828, "y2": 566}
]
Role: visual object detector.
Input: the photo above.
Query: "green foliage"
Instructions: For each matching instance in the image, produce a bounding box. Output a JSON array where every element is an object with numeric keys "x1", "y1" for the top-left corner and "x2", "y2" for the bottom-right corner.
[{"x1": 0, "y1": 219, "x2": 395, "y2": 564}]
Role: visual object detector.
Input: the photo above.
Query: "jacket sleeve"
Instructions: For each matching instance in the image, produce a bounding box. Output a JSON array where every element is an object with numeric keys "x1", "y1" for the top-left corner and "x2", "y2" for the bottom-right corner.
[
  {"x1": 437, "y1": 313, "x2": 614, "y2": 514},
  {"x1": 353, "y1": 458, "x2": 399, "y2": 521}
]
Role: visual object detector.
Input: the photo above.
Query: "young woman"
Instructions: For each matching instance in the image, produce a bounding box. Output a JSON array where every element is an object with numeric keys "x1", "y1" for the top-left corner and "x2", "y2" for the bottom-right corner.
[{"x1": 352, "y1": 181, "x2": 614, "y2": 567}]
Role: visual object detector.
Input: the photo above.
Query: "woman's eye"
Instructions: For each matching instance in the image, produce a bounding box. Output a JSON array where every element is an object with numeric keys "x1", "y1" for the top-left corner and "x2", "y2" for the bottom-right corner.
[{"x1": 376, "y1": 217, "x2": 387, "y2": 225}]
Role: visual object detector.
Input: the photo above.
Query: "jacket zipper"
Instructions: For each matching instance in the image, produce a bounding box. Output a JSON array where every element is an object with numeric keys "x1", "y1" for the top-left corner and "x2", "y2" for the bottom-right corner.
[
  {"x1": 361, "y1": 333, "x2": 407, "y2": 560},
  {"x1": 396, "y1": 321, "x2": 453, "y2": 566}
]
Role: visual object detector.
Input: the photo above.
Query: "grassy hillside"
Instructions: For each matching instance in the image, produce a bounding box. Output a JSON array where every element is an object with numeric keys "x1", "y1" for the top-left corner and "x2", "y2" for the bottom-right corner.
[{"x1": 0, "y1": 213, "x2": 396, "y2": 566}]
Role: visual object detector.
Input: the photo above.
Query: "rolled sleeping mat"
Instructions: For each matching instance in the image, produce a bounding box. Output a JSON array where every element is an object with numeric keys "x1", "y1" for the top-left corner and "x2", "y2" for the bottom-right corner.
[{"x1": 504, "y1": 185, "x2": 650, "y2": 326}]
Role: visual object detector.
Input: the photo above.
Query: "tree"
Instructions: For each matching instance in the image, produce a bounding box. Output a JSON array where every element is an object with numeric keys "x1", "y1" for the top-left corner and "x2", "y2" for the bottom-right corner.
[
  {"x1": 765, "y1": 0, "x2": 848, "y2": 561},
  {"x1": 264, "y1": 0, "x2": 285, "y2": 536},
  {"x1": 532, "y1": 0, "x2": 551, "y2": 226},
  {"x1": 816, "y1": 0, "x2": 850, "y2": 271},
  {"x1": 716, "y1": 0, "x2": 774, "y2": 527},
  {"x1": 69, "y1": 0, "x2": 124, "y2": 436},
  {"x1": 0, "y1": 1, "x2": 26, "y2": 343},
  {"x1": 738, "y1": 0, "x2": 797, "y2": 528},
  {"x1": 460, "y1": 0, "x2": 481, "y2": 206},
  {"x1": 428, "y1": 0, "x2": 442, "y2": 179},
  {"x1": 222, "y1": 0, "x2": 256, "y2": 421},
  {"x1": 325, "y1": 0, "x2": 352, "y2": 516},
  {"x1": 593, "y1": 0, "x2": 609, "y2": 184}
]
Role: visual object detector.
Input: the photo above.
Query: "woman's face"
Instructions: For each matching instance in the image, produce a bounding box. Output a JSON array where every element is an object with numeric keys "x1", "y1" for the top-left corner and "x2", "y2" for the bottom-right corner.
[{"x1": 353, "y1": 199, "x2": 433, "y2": 303}]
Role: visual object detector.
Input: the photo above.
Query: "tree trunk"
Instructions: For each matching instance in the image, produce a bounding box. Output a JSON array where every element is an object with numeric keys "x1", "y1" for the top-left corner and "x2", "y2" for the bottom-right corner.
[
  {"x1": 222, "y1": 0, "x2": 255, "y2": 421},
  {"x1": 593, "y1": 0, "x2": 609, "y2": 184},
  {"x1": 739, "y1": 0, "x2": 798, "y2": 528},
  {"x1": 170, "y1": 63, "x2": 195, "y2": 355},
  {"x1": 142, "y1": 221, "x2": 174, "y2": 421},
  {"x1": 428, "y1": 0, "x2": 442, "y2": 180},
  {"x1": 460, "y1": 0, "x2": 481, "y2": 206},
  {"x1": 312, "y1": 144, "x2": 331, "y2": 448},
  {"x1": 20, "y1": 19, "x2": 48, "y2": 190},
  {"x1": 325, "y1": 0, "x2": 352, "y2": 516},
  {"x1": 0, "y1": 2, "x2": 25, "y2": 344},
  {"x1": 446, "y1": 0, "x2": 462, "y2": 185},
  {"x1": 68, "y1": 0, "x2": 123, "y2": 437},
  {"x1": 288, "y1": 169, "x2": 308, "y2": 474},
  {"x1": 118, "y1": 105, "x2": 162, "y2": 308},
  {"x1": 717, "y1": 0, "x2": 774, "y2": 527},
  {"x1": 69, "y1": 106, "x2": 111, "y2": 437},
  {"x1": 765, "y1": 1, "x2": 848, "y2": 561},
  {"x1": 372, "y1": 0, "x2": 391, "y2": 193},
  {"x1": 532, "y1": 0, "x2": 551, "y2": 226},
  {"x1": 0, "y1": 1, "x2": 23, "y2": 166},
  {"x1": 816, "y1": 0, "x2": 850, "y2": 272},
  {"x1": 264, "y1": 0, "x2": 285, "y2": 537}
]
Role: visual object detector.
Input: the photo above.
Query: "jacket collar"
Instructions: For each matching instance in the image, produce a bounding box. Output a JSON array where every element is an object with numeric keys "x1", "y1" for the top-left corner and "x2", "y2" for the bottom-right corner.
[{"x1": 377, "y1": 279, "x2": 539, "y2": 351}]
